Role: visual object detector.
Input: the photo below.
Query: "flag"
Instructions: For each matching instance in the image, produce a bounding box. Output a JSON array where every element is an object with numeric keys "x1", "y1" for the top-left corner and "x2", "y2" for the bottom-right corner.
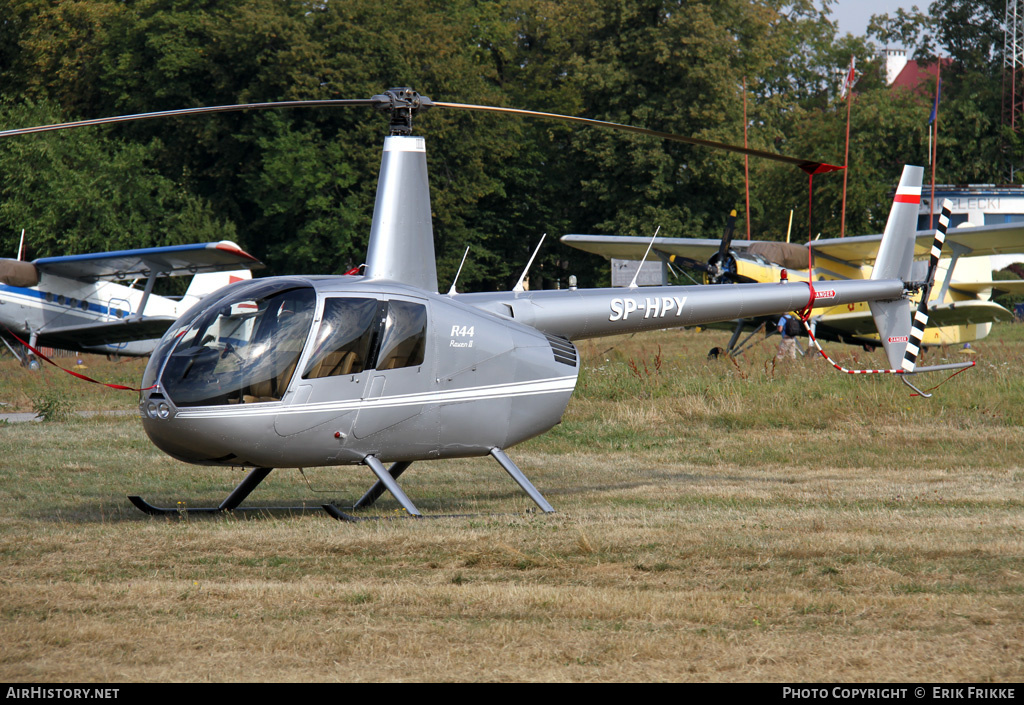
[
  {"x1": 839, "y1": 56, "x2": 857, "y2": 98},
  {"x1": 929, "y1": 76, "x2": 942, "y2": 125}
]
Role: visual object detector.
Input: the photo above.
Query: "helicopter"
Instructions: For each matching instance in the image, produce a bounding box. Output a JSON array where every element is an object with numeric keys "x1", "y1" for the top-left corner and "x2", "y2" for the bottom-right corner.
[{"x1": 0, "y1": 88, "x2": 973, "y2": 520}]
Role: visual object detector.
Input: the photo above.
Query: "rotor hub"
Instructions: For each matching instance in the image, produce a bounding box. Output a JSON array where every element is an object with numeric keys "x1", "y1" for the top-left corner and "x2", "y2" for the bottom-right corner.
[{"x1": 371, "y1": 87, "x2": 434, "y2": 135}]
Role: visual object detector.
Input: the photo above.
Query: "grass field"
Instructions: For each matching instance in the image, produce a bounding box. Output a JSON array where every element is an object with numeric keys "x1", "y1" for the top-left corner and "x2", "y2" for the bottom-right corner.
[{"x1": 1, "y1": 324, "x2": 1022, "y2": 682}]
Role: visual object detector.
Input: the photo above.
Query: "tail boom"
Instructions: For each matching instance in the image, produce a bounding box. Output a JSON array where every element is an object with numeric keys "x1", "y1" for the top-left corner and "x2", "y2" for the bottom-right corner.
[{"x1": 462, "y1": 278, "x2": 904, "y2": 341}]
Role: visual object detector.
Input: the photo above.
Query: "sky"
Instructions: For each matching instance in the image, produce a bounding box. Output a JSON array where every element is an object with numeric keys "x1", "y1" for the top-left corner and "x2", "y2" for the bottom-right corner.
[{"x1": 830, "y1": 1, "x2": 917, "y2": 42}]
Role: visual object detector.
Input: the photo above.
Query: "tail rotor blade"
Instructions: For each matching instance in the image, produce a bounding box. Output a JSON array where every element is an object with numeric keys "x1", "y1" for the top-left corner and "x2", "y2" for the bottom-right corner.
[{"x1": 902, "y1": 199, "x2": 951, "y2": 373}]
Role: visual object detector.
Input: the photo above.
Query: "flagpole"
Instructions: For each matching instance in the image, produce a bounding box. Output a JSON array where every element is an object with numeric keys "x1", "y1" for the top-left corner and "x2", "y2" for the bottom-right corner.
[
  {"x1": 930, "y1": 57, "x2": 941, "y2": 229},
  {"x1": 839, "y1": 56, "x2": 856, "y2": 238},
  {"x1": 743, "y1": 77, "x2": 751, "y2": 240},
  {"x1": 840, "y1": 84, "x2": 852, "y2": 238}
]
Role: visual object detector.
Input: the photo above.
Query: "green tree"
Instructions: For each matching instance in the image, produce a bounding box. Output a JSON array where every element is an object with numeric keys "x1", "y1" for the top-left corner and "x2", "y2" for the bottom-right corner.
[{"x1": 0, "y1": 100, "x2": 234, "y2": 258}]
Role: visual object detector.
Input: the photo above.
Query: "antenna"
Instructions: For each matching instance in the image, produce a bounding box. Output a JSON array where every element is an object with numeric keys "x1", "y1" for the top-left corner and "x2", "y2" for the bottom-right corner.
[
  {"x1": 447, "y1": 246, "x2": 471, "y2": 295},
  {"x1": 628, "y1": 226, "x2": 661, "y2": 289},
  {"x1": 513, "y1": 234, "x2": 546, "y2": 293},
  {"x1": 17, "y1": 229, "x2": 25, "y2": 260}
]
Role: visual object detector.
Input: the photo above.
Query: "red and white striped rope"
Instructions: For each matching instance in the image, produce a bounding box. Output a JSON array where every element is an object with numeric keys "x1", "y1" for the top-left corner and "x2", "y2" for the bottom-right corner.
[
  {"x1": 3, "y1": 326, "x2": 153, "y2": 391},
  {"x1": 799, "y1": 316, "x2": 907, "y2": 375}
]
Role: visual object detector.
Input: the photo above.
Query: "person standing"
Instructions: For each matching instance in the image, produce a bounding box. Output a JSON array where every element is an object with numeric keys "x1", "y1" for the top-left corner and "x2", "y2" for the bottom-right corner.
[{"x1": 777, "y1": 314, "x2": 800, "y2": 360}]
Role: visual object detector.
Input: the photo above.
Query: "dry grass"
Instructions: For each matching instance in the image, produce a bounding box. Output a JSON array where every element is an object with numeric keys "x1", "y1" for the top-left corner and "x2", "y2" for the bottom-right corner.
[{"x1": 1, "y1": 325, "x2": 1022, "y2": 682}]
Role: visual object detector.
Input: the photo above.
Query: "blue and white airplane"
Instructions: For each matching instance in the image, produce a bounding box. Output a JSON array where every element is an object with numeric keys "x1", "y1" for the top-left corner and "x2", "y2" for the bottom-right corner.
[{"x1": 0, "y1": 240, "x2": 262, "y2": 367}]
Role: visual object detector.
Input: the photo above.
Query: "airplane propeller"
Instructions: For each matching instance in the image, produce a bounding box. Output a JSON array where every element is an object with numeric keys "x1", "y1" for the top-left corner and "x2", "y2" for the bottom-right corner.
[
  {"x1": 705, "y1": 209, "x2": 740, "y2": 284},
  {"x1": 658, "y1": 209, "x2": 744, "y2": 286}
]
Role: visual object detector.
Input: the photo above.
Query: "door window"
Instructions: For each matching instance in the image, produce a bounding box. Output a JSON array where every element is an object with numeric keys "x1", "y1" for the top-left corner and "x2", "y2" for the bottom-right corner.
[{"x1": 303, "y1": 298, "x2": 427, "y2": 379}]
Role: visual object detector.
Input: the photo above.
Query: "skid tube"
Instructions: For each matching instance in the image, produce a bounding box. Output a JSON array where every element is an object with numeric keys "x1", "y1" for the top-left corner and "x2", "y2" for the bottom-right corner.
[{"x1": 128, "y1": 467, "x2": 329, "y2": 517}]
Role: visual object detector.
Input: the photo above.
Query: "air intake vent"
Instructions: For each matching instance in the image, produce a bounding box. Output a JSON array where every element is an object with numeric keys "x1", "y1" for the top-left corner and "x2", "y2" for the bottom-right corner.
[{"x1": 545, "y1": 334, "x2": 578, "y2": 367}]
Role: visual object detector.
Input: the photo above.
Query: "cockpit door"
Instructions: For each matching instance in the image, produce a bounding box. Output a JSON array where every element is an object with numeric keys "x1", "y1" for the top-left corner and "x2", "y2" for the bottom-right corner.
[
  {"x1": 351, "y1": 298, "x2": 431, "y2": 440},
  {"x1": 273, "y1": 295, "x2": 379, "y2": 437},
  {"x1": 273, "y1": 295, "x2": 432, "y2": 441}
]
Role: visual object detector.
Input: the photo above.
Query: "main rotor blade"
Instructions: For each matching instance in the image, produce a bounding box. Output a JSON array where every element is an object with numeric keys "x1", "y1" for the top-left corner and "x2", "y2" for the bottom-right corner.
[
  {"x1": 432, "y1": 101, "x2": 843, "y2": 173},
  {"x1": 0, "y1": 90, "x2": 845, "y2": 176},
  {"x1": 0, "y1": 99, "x2": 376, "y2": 138}
]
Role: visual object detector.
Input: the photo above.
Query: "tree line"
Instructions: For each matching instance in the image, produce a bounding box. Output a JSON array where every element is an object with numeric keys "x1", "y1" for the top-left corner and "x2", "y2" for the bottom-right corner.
[{"x1": 0, "y1": 0, "x2": 1012, "y2": 289}]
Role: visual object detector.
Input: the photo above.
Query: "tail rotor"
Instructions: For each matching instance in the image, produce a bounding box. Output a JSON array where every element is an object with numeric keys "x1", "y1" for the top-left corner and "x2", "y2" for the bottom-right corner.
[{"x1": 901, "y1": 200, "x2": 950, "y2": 373}]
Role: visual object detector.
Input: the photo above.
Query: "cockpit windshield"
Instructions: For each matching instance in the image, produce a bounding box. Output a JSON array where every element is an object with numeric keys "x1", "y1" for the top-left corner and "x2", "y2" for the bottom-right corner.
[{"x1": 160, "y1": 286, "x2": 315, "y2": 407}]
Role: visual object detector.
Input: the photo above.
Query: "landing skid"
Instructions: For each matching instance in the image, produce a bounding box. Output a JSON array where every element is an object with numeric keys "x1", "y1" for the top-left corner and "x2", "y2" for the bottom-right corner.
[
  {"x1": 127, "y1": 496, "x2": 328, "y2": 515},
  {"x1": 128, "y1": 467, "x2": 325, "y2": 516},
  {"x1": 320, "y1": 504, "x2": 532, "y2": 523},
  {"x1": 129, "y1": 449, "x2": 556, "y2": 521}
]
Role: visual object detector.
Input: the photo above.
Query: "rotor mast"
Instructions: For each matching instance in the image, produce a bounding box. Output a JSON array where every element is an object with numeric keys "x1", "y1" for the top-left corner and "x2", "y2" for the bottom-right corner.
[{"x1": 363, "y1": 88, "x2": 439, "y2": 292}]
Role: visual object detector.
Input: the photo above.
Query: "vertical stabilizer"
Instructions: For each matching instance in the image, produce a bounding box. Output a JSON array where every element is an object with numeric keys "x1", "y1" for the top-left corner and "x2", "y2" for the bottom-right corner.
[
  {"x1": 363, "y1": 136, "x2": 438, "y2": 292},
  {"x1": 871, "y1": 165, "x2": 922, "y2": 281},
  {"x1": 869, "y1": 165, "x2": 922, "y2": 369}
]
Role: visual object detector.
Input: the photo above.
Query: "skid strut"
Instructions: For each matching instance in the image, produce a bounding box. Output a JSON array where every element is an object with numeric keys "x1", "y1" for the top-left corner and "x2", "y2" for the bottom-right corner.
[
  {"x1": 324, "y1": 450, "x2": 555, "y2": 521},
  {"x1": 353, "y1": 461, "x2": 413, "y2": 510},
  {"x1": 490, "y1": 448, "x2": 554, "y2": 514},
  {"x1": 128, "y1": 467, "x2": 325, "y2": 516}
]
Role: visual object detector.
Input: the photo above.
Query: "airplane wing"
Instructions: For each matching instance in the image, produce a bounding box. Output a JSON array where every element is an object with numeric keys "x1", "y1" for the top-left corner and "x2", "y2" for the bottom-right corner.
[
  {"x1": 813, "y1": 221, "x2": 1024, "y2": 265},
  {"x1": 819, "y1": 300, "x2": 1015, "y2": 338},
  {"x1": 566, "y1": 221, "x2": 1024, "y2": 267},
  {"x1": 36, "y1": 316, "x2": 176, "y2": 349},
  {"x1": 928, "y1": 300, "x2": 1018, "y2": 325},
  {"x1": 950, "y1": 279, "x2": 1024, "y2": 294},
  {"x1": 33, "y1": 241, "x2": 262, "y2": 282},
  {"x1": 560, "y1": 234, "x2": 755, "y2": 261}
]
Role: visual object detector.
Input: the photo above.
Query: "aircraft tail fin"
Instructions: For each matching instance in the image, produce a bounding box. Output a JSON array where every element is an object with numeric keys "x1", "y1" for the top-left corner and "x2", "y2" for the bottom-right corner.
[
  {"x1": 180, "y1": 269, "x2": 252, "y2": 308},
  {"x1": 868, "y1": 165, "x2": 922, "y2": 370},
  {"x1": 871, "y1": 165, "x2": 922, "y2": 282},
  {"x1": 858, "y1": 186, "x2": 974, "y2": 395}
]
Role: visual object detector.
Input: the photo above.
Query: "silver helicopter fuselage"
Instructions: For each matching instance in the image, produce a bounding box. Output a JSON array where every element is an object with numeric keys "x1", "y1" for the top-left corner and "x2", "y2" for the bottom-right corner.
[{"x1": 139, "y1": 134, "x2": 911, "y2": 471}]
